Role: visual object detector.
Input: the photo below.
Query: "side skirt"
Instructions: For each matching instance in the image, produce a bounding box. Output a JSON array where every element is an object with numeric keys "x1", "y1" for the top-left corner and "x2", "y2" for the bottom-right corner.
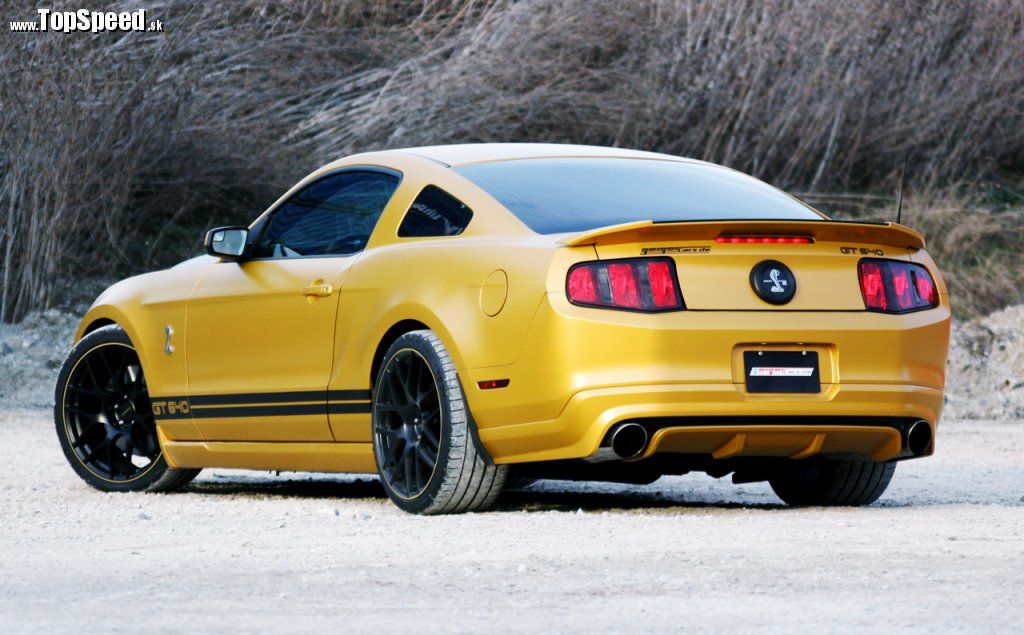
[{"x1": 162, "y1": 436, "x2": 376, "y2": 473}]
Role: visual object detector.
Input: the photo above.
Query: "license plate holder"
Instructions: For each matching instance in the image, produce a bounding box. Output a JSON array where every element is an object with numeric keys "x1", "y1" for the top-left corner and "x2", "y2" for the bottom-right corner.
[{"x1": 744, "y1": 350, "x2": 821, "y2": 393}]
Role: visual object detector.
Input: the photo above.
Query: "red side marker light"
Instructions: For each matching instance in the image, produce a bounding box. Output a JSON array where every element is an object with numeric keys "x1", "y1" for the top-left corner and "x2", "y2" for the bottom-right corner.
[{"x1": 478, "y1": 379, "x2": 510, "y2": 390}]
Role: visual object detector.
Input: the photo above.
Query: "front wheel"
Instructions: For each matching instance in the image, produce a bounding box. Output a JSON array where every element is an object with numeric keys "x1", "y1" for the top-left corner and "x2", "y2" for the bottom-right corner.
[
  {"x1": 372, "y1": 330, "x2": 506, "y2": 514},
  {"x1": 54, "y1": 325, "x2": 200, "y2": 493},
  {"x1": 769, "y1": 458, "x2": 896, "y2": 507}
]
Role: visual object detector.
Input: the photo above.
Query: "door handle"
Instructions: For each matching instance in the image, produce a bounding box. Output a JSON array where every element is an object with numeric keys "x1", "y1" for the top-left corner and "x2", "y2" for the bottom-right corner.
[{"x1": 302, "y1": 280, "x2": 333, "y2": 297}]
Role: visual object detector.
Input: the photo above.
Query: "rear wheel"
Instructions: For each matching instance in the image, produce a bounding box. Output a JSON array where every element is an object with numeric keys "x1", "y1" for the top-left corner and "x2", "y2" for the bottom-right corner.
[
  {"x1": 372, "y1": 330, "x2": 506, "y2": 514},
  {"x1": 54, "y1": 325, "x2": 200, "y2": 493},
  {"x1": 769, "y1": 458, "x2": 896, "y2": 507}
]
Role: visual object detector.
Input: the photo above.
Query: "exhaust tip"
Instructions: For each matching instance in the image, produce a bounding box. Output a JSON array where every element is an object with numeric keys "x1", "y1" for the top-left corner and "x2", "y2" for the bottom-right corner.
[
  {"x1": 610, "y1": 422, "x2": 649, "y2": 459},
  {"x1": 906, "y1": 420, "x2": 932, "y2": 456}
]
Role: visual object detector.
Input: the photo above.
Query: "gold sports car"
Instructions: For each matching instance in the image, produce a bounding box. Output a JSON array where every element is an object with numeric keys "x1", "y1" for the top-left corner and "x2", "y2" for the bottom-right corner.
[{"x1": 55, "y1": 144, "x2": 951, "y2": 514}]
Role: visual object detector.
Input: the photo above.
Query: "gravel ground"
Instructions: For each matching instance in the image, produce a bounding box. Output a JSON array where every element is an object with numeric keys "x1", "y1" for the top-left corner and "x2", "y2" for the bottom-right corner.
[{"x1": 1, "y1": 412, "x2": 1022, "y2": 633}]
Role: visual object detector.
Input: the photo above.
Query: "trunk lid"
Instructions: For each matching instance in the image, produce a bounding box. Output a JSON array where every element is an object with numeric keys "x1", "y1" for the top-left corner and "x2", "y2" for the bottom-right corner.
[{"x1": 562, "y1": 220, "x2": 924, "y2": 311}]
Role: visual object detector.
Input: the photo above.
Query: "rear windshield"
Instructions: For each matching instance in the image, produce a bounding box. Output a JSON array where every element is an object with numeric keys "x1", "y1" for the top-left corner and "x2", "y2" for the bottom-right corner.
[{"x1": 454, "y1": 158, "x2": 822, "y2": 234}]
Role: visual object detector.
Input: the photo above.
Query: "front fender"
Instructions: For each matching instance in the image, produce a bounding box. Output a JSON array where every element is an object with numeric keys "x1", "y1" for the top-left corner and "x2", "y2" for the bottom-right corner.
[{"x1": 71, "y1": 267, "x2": 209, "y2": 405}]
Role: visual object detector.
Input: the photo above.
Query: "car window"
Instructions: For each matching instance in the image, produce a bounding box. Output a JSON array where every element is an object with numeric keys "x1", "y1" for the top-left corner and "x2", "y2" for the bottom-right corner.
[
  {"x1": 398, "y1": 186, "x2": 473, "y2": 237},
  {"x1": 257, "y1": 170, "x2": 400, "y2": 257},
  {"x1": 454, "y1": 158, "x2": 823, "y2": 234}
]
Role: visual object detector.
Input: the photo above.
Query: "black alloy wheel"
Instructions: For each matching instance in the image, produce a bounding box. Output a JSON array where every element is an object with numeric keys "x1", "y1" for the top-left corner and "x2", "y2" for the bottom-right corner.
[
  {"x1": 373, "y1": 349, "x2": 442, "y2": 499},
  {"x1": 371, "y1": 330, "x2": 506, "y2": 514},
  {"x1": 62, "y1": 342, "x2": 161, "y2": 482},
  {"x1": 55, "y1": 325, "x2": 200, "y2": 492}
]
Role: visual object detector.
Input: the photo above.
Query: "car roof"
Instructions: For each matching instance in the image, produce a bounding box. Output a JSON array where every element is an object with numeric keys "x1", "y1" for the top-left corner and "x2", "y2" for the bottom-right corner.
[{"x1": 378, "y1": 143, "x2": 704, "y2": 167}]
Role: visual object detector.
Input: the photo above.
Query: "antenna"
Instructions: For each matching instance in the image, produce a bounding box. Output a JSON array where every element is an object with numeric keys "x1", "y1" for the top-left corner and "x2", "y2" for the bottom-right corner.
[{"x1": 896, "y1": 152, "x2": 909, "y2": 225}]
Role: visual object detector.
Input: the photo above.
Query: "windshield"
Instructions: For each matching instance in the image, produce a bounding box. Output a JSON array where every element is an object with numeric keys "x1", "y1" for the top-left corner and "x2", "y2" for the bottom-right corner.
[{"x1": 455, "y1": 158, "x2": 823, "y2": 234}]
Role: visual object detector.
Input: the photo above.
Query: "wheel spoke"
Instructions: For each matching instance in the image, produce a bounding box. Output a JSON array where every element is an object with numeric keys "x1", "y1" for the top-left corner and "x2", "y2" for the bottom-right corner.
[
  {"x1": 133, "y1": 428, "x2": 159, "y2": 459},
  {"x1": 385, "y1": 369, "x2": 406, "y2": 406},
  {"x1": 122, "y1": 438, "x2": 134, "y2": 469},
  {"x1": 82, "y1": 356, "x2": 106, "y2": 393},
  {"x1": 67, "y1": 404, "x2": 100, "y2": 421},
  {"x1": 420, "y1": 388, "x2": 439, "y2": 411},
  {"x1": 415, "y1": 443, "x2": 436, "y2": 468},
  {"x1": 410, "y1": 360, "x2": 425, "y2": 404},
  {"x1": 420, "y1": 425, "x2": 440, "y2": 451},
  {"x1": 68, "y1": 385, "x2": 103, "y2": 398},
  {"x1": 72, "y1": 424, "x2": 103, "y2": 449},
  {"x1": 399, "y1": 358, "x2": 417, "y2": 405},
  {"x1": 403, "y1": 450, "x2": 415, "y2": 495},
  {"x1": 105, "y1": 439, "x2": 120, "y2": 478},
  {"x1": 94, "y1": 349, "x2": 118, "y2": 386},
  {"x1": 413, "y1": 449, "x2": 423, "y2": 490}
]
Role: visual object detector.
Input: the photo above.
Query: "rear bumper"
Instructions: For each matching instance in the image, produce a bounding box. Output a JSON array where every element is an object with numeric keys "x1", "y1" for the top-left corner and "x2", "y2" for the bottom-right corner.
[
  {"x1": 477, "y1": 381, "x2": 942, "y2": 463},
  {"x1": 466, "y1": 295, "x2": 950, "y2": 464}
]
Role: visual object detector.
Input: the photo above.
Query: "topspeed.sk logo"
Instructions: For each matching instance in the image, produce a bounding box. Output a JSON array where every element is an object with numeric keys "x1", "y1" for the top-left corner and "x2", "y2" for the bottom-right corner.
[{"x1": 10, "y1": 9, "x2": 162, "y2": 33}]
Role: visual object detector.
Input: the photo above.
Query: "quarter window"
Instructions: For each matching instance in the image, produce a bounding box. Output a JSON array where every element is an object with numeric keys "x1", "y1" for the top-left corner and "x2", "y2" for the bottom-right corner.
[
  {"x1": 257, "y1": 170, "x2": 400, "y2": 257},
  {"x1": 397, "y1": 186, "x2": 473, "y2": 238}
]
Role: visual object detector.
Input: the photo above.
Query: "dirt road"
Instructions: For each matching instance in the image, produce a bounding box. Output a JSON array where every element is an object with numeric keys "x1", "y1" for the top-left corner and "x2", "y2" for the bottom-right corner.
[{"x1": 2, "y1": 412, "x2": 1021, "y2": 633}]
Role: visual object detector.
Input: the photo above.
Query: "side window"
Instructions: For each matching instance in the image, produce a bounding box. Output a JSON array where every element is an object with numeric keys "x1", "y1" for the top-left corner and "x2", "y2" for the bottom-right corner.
[
  {"x1": 397, "y1": 186, "x2": 473, "y2": 238},
  {"x1": 257, "y1": 170, "x2": 400, "y2": 258}
]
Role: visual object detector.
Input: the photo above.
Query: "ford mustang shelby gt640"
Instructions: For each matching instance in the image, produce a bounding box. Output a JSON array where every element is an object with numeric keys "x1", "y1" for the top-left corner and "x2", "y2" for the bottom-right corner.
[{"x1": 55, "y1": 144, "x2": 950, "y2": 514}]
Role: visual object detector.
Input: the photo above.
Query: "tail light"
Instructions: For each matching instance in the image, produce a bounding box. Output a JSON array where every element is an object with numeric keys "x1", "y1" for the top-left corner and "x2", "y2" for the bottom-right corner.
[
  {"x1": 858, "y1": 259, "x2": 938, "y2": 313},
  {"x1": 567, "y1": 258, "x2": 684, "y2": 311}
]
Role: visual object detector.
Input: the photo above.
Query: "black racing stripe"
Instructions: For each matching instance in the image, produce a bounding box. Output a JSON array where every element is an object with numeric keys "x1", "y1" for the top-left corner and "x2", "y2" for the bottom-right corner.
[
  {"x1": 152, "y1": 411, "x2": 193, "y2": 421},
  {"x1": 155, "y1": 402, "x2": 370, "y2": 420},
  {"x1": 189, "y1": 391, "x2": 326, "y2": 406},
  {"x1": 328, "y1": 402, "x2": 372, "y2": 414},
  {"x1": 150, "y1": 389, "x2": 371, "y2": 421},
  {"x1": 328, "y1": 389, "x2": 371, "y2": 402},
  {"x1": 152, "y1": 390, "x2": 371, "y2": 407},
  {"x1": 188, "y1": 404, "x2": 328, "y2": 419}
]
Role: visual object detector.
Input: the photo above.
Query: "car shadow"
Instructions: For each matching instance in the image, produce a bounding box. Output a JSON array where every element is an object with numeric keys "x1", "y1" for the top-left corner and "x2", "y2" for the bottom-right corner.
[
  {"x1": 176, "y1": 473, "x2": 1023, "y2": 510},
  {"x1": 180, "y1": 474, "x2": 789, "y2": 511},
  {"x1": 185, "y1": 476, "x2": 387, "y2": 501},
  {"x1": 494, "y1": 487, "x2": 786, "y2": 512}
]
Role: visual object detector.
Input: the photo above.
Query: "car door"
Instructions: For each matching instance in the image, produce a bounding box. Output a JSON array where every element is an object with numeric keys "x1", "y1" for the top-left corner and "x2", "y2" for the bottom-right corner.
[{"x1": 185, "y1": 168, "x2": 401, "y2": 442}]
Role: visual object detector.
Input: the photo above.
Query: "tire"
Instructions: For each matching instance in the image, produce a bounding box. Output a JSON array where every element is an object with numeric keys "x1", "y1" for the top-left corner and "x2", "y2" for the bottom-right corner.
[
  {"x1": 769, "y1": 458, "x2": 896, "y2": 507},
  {"x1": 54, "y1": 325, "x2": 200, "y2": 493},
  {"x1": 372, "y1": 330, "x2": 506, "y2": 515}
]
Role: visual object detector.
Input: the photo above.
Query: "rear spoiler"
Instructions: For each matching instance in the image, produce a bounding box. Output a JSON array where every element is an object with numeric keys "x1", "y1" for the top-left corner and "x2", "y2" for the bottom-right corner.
[{"x1": 560, "y1": 219, "x2": 926, "y2": 250}]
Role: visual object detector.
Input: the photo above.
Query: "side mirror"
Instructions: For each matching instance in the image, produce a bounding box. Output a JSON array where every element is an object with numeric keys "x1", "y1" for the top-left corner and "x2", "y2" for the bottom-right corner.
[{"x1": 204, "y1": 227, "x2": 249, "y2": 260}]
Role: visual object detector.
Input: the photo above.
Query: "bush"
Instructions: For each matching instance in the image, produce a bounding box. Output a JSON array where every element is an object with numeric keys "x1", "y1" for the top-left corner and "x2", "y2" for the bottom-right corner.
[{"x1": 1, "y1": 0, "x2": 1022, "y2": 321}]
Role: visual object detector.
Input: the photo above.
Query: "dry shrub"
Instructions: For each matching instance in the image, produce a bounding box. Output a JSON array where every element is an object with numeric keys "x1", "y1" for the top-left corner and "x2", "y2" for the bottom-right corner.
[
  {"x1": 1, "y1": 0, "x2": 1022, "y2": 321},
  {"x1": 883, "y1": 191, "x2": 1024, "y2": 318}
]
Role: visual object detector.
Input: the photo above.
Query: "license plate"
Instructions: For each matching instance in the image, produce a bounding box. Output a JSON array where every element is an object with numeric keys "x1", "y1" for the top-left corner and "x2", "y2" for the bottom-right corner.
[{"x1": 744, "y1": 350, "x2": 820, "y2": 393}]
